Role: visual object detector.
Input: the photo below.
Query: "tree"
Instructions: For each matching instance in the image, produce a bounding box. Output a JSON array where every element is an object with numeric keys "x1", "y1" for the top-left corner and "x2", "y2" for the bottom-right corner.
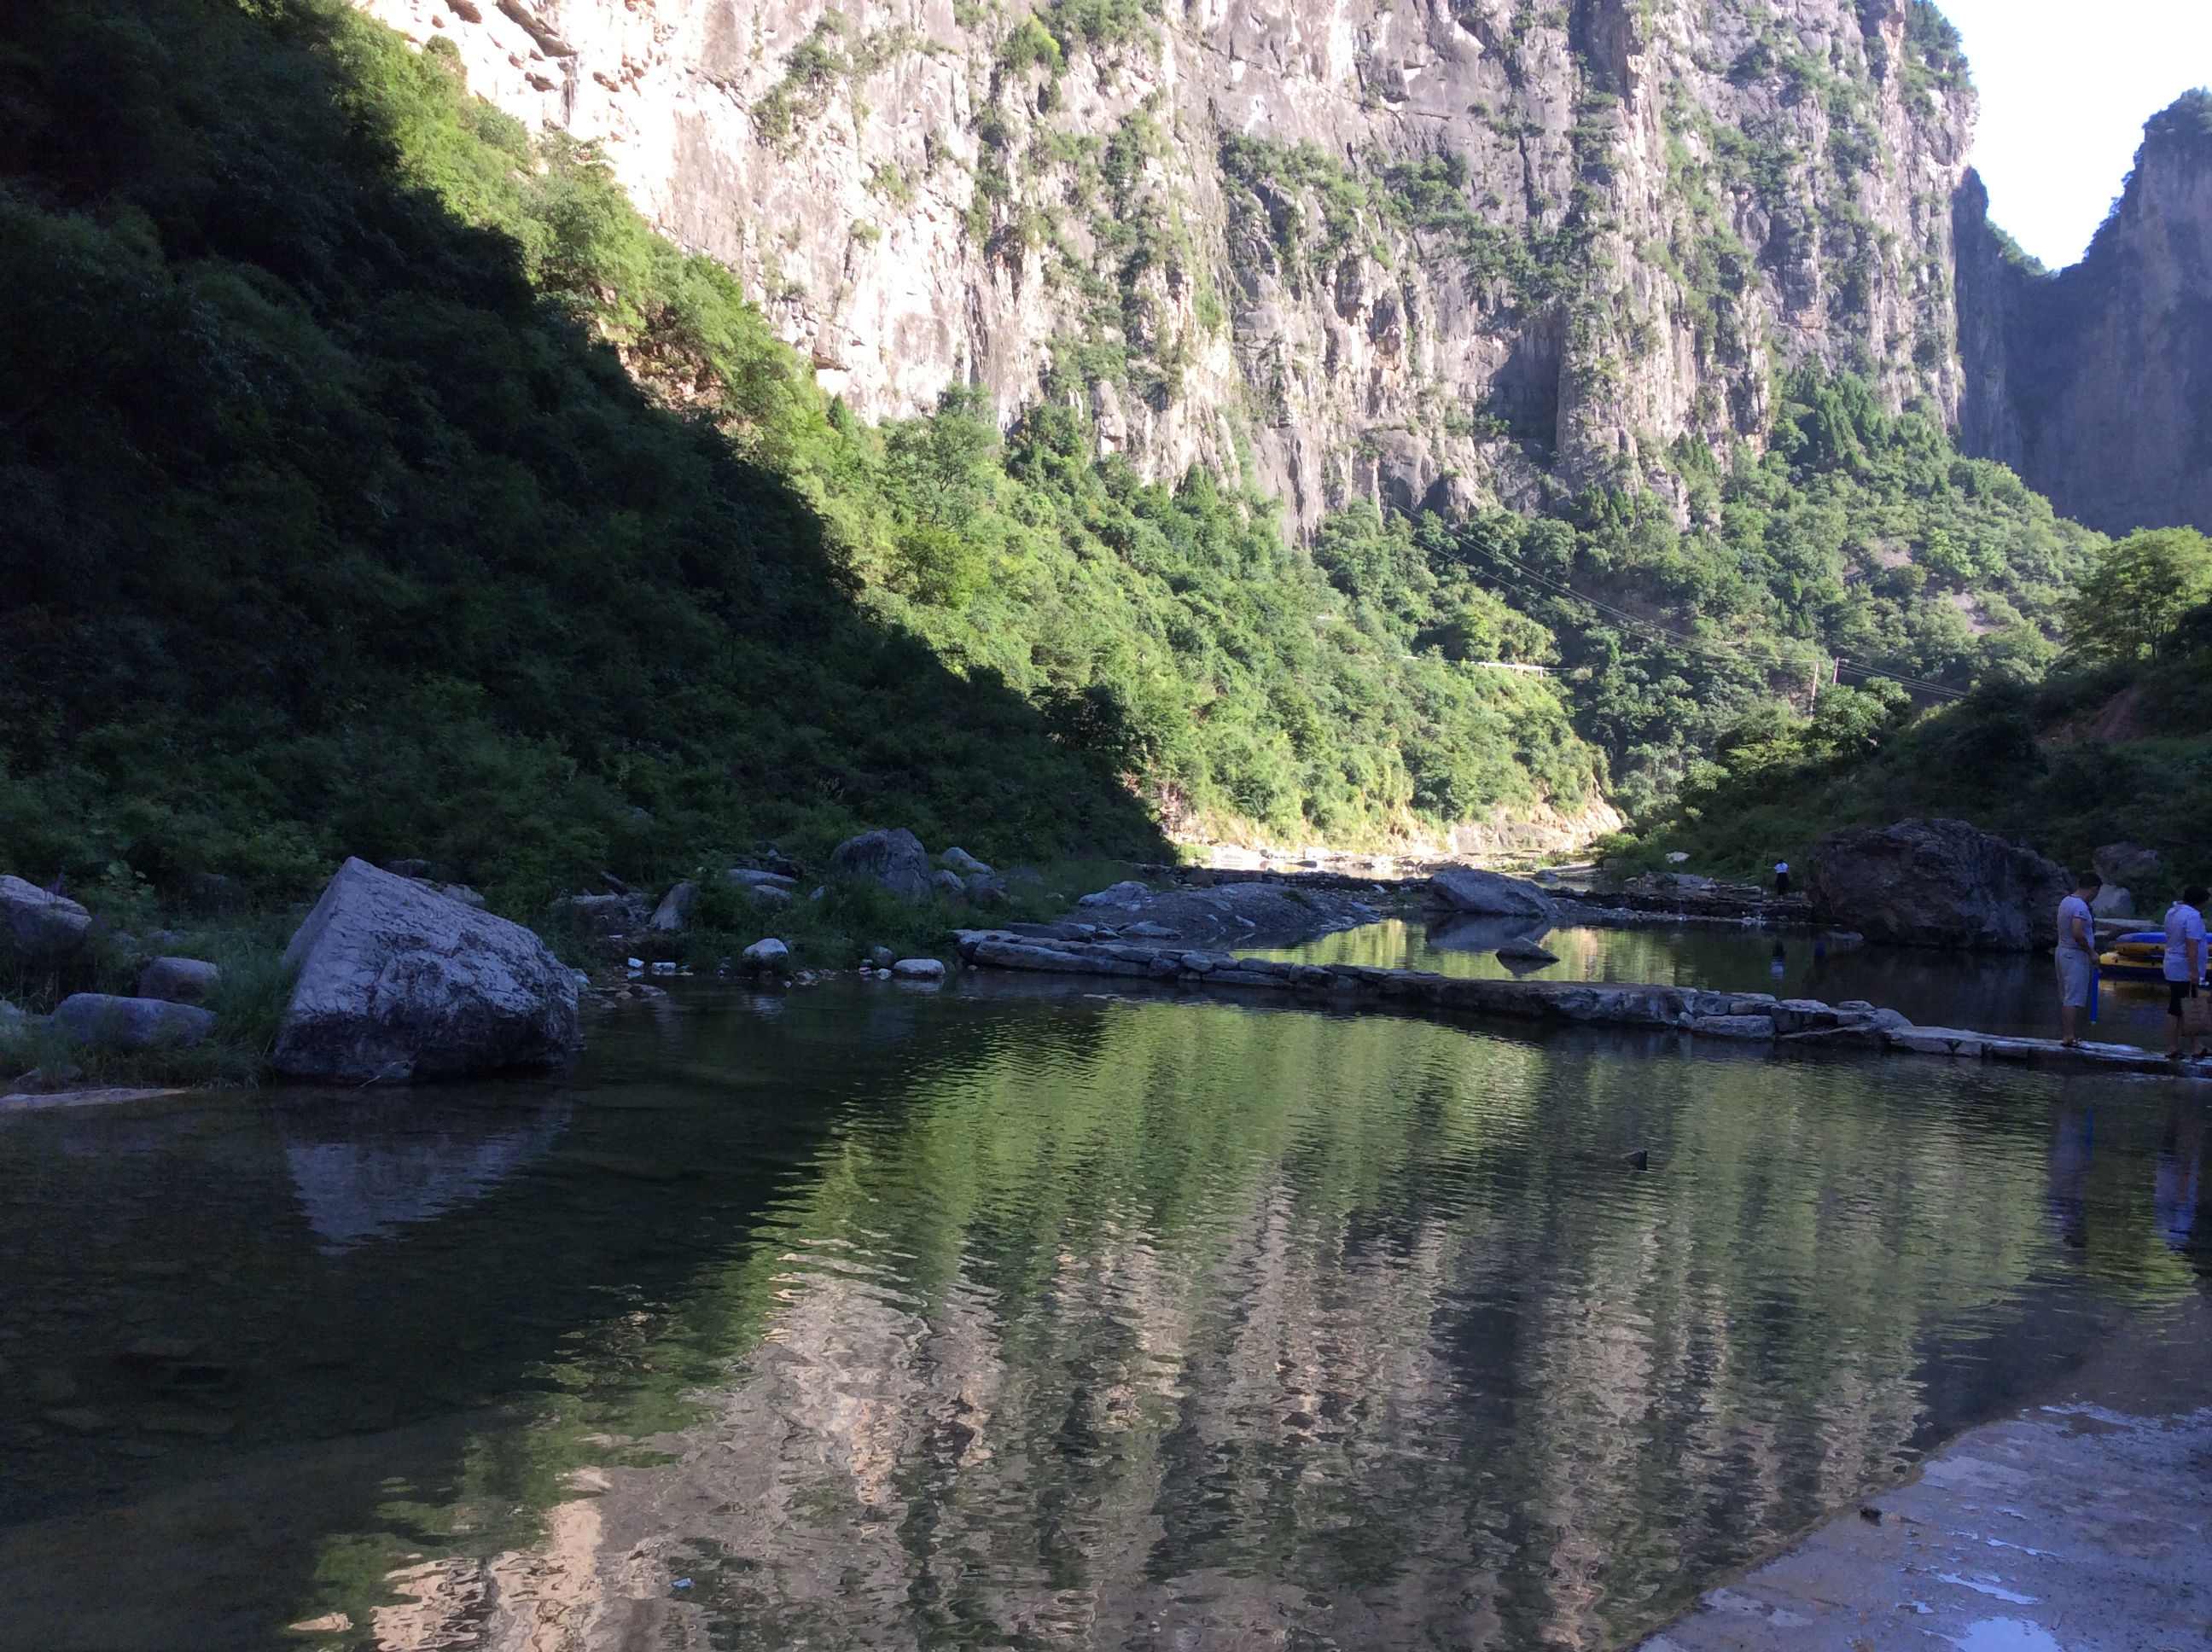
[{"x1": 2063, "y1": 527, "x2": 2212, "y2": 661}]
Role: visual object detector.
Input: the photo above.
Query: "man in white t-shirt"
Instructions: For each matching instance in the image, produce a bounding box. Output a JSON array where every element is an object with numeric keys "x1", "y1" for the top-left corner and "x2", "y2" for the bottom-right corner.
[
  {"x1": 2164, "y1": 883, "x2": 2209, "y2": 1060},
  {"x1": 2054, "y1": 872, "x2": 2102, "y2": 1047}
]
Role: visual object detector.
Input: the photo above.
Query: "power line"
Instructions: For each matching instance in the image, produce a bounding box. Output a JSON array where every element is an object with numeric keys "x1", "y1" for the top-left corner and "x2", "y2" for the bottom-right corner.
[{"x1": 1453, "y1": 539, "x2": 1967, "y2": 701}]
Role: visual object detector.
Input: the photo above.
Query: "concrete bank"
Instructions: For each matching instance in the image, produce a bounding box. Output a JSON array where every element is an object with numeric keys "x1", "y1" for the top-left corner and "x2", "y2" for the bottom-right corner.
[
  {"x1": 1635, "y1": 1294, "x2": 2212, "y2": 1652},
  {"x1": 952, "y1": 928, "x2": 2212, "y2": 1080},
  {"x1": 1640, "y1": 1405, "x2": 2212, "y2": 1652}
]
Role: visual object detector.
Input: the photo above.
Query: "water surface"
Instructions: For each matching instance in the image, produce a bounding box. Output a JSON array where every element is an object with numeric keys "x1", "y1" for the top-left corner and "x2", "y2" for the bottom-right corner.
[{"x1": 0, "y1": 981, "x2": 2204, "y2": 1650}]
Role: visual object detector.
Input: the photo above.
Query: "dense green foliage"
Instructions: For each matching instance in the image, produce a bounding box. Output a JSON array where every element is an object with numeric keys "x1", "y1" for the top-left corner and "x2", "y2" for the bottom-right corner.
[
  {"x1": 1423, "y1": 371, "x2": 2098, "y2": 812},
  {"x1": 0, "y1": 0, "x2": 1170, "y2": 910},
  {"x1": 0, "y1": 0, "x2": 1606, "y2": 917},
  {"x1": 2062, "y1": 527, "x2": 2212, "y2": 663},
  {"x1": 1609, "y1": 588, "x2": 2212, "y2": 896}
]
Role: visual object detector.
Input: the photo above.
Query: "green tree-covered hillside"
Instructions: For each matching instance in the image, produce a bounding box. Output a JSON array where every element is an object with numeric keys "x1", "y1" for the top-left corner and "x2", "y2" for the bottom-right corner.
[
  {"x1": 0, "y1": 0, "x2": 1598, "y2": 908},
  {"x1": 1607, "y1": 530, "x2": 2212, "y2": 893},
  {"x1": 0, "y1": 0, "x2": 2120, "y2": 915}
]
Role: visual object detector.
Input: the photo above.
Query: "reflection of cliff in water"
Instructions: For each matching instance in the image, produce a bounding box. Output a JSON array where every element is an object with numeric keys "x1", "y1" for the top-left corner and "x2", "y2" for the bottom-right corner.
[
  {"x1": 276, "y1": 1092, "x2": 571, "y2": 1251},
  {"x1": 351, "y1": 998, "x2": 2106, "y2": 1652}
]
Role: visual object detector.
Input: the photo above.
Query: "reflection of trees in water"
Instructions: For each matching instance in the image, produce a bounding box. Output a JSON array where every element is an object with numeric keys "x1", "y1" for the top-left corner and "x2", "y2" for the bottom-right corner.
[{"x1": 358, "y1": 1009, "x2": 2074, "y2": 1651}]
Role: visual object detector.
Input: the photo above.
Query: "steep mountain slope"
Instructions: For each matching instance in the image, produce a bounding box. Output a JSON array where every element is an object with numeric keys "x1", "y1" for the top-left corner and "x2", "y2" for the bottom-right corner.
[
  {"x1": 362, "y1": 0, "x2": 1981, "y2": 532},
  {"x1": 1, "y1": 0, "x2": 1623, "y2": 905},
  {"x1": 1957, "y1": 92, "x2": 2212, "y2": 538},
  {"x1": 0, "y1": 0, "x2": 1173, "y2": 899}
]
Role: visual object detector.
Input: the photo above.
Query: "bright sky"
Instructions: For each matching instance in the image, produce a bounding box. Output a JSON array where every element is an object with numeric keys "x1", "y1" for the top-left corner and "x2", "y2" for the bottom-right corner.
[{"x1": 1936, "y1": 0, "x2": 2212, "y2": 269}]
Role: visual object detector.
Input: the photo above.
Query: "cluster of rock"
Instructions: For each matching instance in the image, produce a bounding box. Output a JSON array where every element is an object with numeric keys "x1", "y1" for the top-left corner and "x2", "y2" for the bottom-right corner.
[
  {"x1": 1572, "y1": 874, "x2": 1816, "y2": 927},
  {"x1": 0, "y1": 875, "x2": 225, "y2": 1065},
  {"x1": 1056, "y1": 876, "x2": 1382, "y2": 949},
  {"x1": 3, "y1": 858, "x2": 591, "y2": 1090},
  {"x1": 830, "y1": 829, "x2": 1026, "y2": 906},
  {"x1": 550, "y1": 831, "x2": 1027, "y2": 978}
]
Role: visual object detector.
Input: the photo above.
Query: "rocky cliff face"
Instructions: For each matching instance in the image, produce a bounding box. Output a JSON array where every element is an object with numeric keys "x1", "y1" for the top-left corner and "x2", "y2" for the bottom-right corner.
[
  {"x1": 367, "y1": 0, "x2": 1975, "y2": 532},
  {"x1": 1957, "y1": 93, "x2": 2212, "y2": 538}
]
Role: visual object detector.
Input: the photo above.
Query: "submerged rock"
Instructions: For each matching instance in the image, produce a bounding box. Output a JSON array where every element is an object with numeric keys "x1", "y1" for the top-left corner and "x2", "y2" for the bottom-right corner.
[
  {"x1": 275, "y1": 859, "x2": 581, "y2": 1082},
  {"x1": 1495, "y1": 936, "x2": 1561, "y2": 964},
  {"x1": 55, "y1": 993, "x2": 215, "y2": 1049},
  {"x1": 1807, "y1": 818, "x2": 2072, "y2": 951},
  {"x1": 1, "y1": 875, "x2": 91, "y2": 961},
  {"x1": 829, "y1": 829, "x2": 932, "y2": 900}
]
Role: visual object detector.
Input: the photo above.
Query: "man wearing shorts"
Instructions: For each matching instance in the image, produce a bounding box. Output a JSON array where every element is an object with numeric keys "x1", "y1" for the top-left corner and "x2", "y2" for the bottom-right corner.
[
  {"x1": 2164, "y1": 884, "x2": 2208, "y2": 1060},
  {"x1": 2055, "y1": 872, "x2": 2102, "y2": 1047}
]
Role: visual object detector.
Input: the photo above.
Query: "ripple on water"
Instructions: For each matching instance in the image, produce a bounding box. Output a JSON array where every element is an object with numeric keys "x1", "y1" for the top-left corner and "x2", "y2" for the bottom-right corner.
[{"x1": 0, "y1": 982, "x2": 2200, "y2": 1650}]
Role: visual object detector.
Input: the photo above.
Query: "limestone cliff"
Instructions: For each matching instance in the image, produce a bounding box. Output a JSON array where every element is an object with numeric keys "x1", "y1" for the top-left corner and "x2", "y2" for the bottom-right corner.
[
  {"x1": 1957, "y1": 92, "x2": 2212, "y2": 538},
  {"x1": 363, "y1": 0, "x2": 1976, "y2": 532}
]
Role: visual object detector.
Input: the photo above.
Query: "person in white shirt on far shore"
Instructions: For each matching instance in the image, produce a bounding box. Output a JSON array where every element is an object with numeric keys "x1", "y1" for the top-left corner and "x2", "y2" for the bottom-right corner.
[
  {"x1": 2163, "y1": 882, "x2": 2209, "y2": 1061},
  {"x1": 2054, "y1": 872, "x2": 2102, "y2": 1048}
]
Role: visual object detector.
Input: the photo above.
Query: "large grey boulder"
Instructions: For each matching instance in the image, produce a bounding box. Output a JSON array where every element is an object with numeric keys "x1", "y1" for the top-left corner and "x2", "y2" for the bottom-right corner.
[
  {"x1": 1, "y1": 875, "x2": 91, "y2": 960},
  {"x1": 829, "y1": 829, "x2": 931, "y2": 900},
  {"x1": 1424, "y1": 868, "x2": 1558, "y2": 927},
  {"x1": 275, "y1": 859, "x2": 581, "y2": 1082},
  {"x1": 2093, "y1": 841, "x2": 2161, "y2": 884},
  {"x1": 55, "y1": 993, "x2": 215, "y2": 1049},
  {"x1": 138, "y1": 957, "x2": 222, "y2": 1005},
  {"x1": 649, "y1": 881, "x2": 696, "y2": 933},
  {"x1": 1807, "y1": 818, "x2": 2073, "y2": 951}
]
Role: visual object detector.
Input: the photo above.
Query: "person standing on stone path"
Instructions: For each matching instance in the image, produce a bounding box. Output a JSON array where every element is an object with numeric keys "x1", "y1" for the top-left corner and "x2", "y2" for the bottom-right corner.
[
  {"x1": 1772, "y1": 859, "x2": 1790, "y2": 898},
  {"x1": 2055, "y1": 871, "x2": 2102, "y2": 1048},
  {"x1": 2162, "y1": 883, "x2": 2208, "y2": 1061}
]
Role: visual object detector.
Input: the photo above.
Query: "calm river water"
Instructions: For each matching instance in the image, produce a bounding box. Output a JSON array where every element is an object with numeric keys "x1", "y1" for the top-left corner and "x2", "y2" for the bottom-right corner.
[
  {"x1": 1261, "y1": 918, "x2": 2182, "y2": 1050},
  {"x1": 2, "y1": 979, "x2": 2206, "y2": 1651}
]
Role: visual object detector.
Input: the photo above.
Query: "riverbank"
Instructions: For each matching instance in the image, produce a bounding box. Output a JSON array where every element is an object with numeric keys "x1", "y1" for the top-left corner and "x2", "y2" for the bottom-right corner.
[
  {"x1": 1634, "y1": 1294, "x2": 2212, "y2": 1652},
  {"x1": 952, "y1": 927, "x2": 2212, "y2": 1080}
]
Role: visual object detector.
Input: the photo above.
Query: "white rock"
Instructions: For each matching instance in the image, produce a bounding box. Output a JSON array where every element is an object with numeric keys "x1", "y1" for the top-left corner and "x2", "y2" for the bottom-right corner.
[
  {"x1": 274, "y1": 858, "x2": 581, "y2": 1082},
  {"x1": 891, "y1": 957, "x2": 946, "y2": 981},
  {"x1": 726, "y1": 867, "x2": 798, "y2": 891},
  {"x1": 649, "y1": 880, "x2": 696, "y2": 932},
  {"x1": 940, "y1": 847, "x2": 994, "y2": 876},
  {"x1": 1077, "y1": 880, "x2": 1152, "y2": 908},
  {"x1": 742, "y1": 937, "x2": 789, "y2": 968}
]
